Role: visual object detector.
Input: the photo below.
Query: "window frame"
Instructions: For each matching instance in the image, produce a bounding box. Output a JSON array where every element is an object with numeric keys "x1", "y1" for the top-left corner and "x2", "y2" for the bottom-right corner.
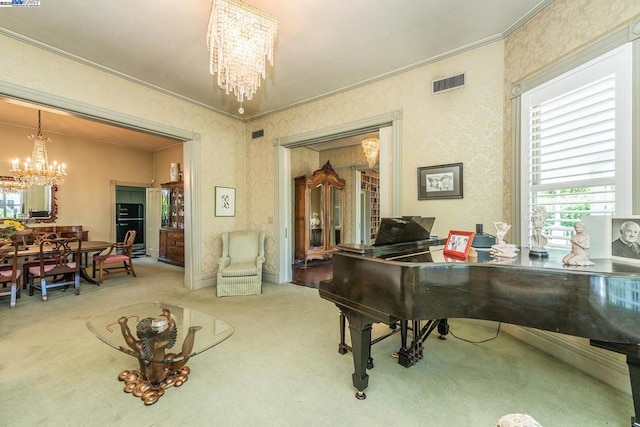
[
  {"x1": 519, "y1": 44, "x2": 632, "y2": 248},
  {"x1": 509, "y1": 20, "x2": 640, "y2": 246}
]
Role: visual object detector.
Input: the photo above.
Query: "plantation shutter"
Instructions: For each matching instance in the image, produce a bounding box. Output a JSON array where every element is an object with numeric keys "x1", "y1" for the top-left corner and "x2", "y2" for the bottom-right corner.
[{"x1": 521, "y1": 44, "x2": 631, "y2": 248}]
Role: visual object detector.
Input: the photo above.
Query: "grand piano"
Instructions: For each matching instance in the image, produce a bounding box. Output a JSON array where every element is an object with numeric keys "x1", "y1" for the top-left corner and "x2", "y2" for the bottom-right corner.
[{"x1": 319, "y1": 217, "x2": 640, "y2": 426}]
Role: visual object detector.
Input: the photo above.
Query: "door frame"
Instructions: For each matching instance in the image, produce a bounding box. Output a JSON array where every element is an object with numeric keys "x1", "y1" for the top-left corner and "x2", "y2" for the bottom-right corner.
[{"x1": 275, "y1": 110, "x2": 403, "y2": 284}]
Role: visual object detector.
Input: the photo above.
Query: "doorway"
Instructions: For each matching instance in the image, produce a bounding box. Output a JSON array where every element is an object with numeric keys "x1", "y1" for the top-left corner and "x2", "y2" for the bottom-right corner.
[
  {"x1": 277, "y1": 113, "x2": 402, "y2": 284},
  {"x1": 115, "y1": 185, "x2": 147, "y2": 257}
]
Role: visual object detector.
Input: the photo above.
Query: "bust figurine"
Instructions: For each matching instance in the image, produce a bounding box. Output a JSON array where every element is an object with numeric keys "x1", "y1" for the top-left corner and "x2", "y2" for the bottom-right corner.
[
  {"x1": 529, "y1": 205, "x2": 549, "y2": 258},
  {"x1": 311, "y1": 212, "x2": 321, "y2": 229},
  {"x1": 562, "y1": 222, "x2": 594, "y2": 266}
]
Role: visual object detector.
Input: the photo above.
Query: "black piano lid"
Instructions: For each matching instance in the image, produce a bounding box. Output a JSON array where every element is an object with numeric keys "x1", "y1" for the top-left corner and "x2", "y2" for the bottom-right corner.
[
  {"x1": 336, "y1": 216, "x2": 437, "y2": 254},
  {"x1": 373, "y1": 217, "x2": 434, "y2": 246}
]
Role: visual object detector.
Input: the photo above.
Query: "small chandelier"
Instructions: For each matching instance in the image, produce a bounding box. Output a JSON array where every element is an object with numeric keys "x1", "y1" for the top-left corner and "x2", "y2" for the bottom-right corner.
[
  {"x1": 362, "y1": 137, "x2": 380, "y2": 169},
  {"x1": 0, "y1": 176, "x2": 27, "y2": 193},
  {"x1": 11, "y1": 110, "x2": 66, "y2": 187},
  {"x1": 207, "y1": 0, "x2": 278, "y2": 114}
]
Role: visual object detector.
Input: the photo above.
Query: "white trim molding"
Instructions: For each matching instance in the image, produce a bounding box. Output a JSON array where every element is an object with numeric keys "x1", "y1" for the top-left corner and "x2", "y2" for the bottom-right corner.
[
  {"x1": 502, "y1": 324, "x2": 631, "y2": 395},
  {"x1": 275, "y1": 110, "x2": 403, "y2": 284}
]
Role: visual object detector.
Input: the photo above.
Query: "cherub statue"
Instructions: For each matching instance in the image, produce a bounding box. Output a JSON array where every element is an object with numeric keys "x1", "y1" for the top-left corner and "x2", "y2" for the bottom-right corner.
[{"x1": 562, "y1": 222, "x2": 594, "y2": 266}]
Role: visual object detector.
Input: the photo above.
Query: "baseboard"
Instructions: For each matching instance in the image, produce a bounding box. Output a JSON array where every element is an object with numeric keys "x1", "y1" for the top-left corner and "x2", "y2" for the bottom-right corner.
[
  {"x1": 501, "y1": 323, "x2": 631, "y2": 394},
  {"x1": 263, "y1": 271, "x2": 278, "y2": 284}
]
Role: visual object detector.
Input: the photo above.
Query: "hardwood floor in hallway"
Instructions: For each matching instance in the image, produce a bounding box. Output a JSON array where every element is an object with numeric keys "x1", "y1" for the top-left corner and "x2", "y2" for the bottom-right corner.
[{"x1": 291, "y1": 260, "x2": 332, "y2": 289}]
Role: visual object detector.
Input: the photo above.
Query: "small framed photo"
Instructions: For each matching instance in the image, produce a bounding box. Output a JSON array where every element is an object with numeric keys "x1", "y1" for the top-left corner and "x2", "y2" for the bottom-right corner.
[
  {"x1": 215, "y1": 186, "x2": 236, "y2": 217},
  {"x1": 610, "y1": 216, "x2": 640, "y2": 264},
  {"x1": 418, "y1": 162, "x2": 463, "y2": 200},
  {"x1": 443, "y1": 230, "x2": 475, "y2": 258}
]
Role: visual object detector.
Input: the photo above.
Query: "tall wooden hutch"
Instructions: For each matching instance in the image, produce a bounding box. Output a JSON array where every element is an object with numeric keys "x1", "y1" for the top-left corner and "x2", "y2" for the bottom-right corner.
[
  {"x1": 159, "y1": 181, "x2": 184, "y2": 266},
  {"x1": 294, "y1": 161, "x2": 345, "y2": 266}
]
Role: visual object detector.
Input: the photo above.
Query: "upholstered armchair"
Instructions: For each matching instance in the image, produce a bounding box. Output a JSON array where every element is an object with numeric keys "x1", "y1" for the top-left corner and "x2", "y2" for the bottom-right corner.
[{"x1": 217, "y1": 231, "x2": 265, "y2": 297}]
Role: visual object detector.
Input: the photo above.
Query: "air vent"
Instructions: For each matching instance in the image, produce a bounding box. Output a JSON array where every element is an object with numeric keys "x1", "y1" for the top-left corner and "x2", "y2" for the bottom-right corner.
[
  {"x1": 252, "y1": 129, "x2": 264, "y2": 139},
  {"x1": 432, "y1": 73, "x2": 466, "y2": 94}
]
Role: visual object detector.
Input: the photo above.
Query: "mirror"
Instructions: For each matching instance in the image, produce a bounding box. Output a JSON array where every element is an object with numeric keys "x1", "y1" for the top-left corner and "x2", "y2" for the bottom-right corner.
[
  {"x1": 329, "y1": 185, "x2": 342, "y2": 246},
  {"x1": 309, "y1": 184, "x2": 323, "y2": 248},
  {"x1": 0, "y1": 176, "x2": 58, "y2": 223}
]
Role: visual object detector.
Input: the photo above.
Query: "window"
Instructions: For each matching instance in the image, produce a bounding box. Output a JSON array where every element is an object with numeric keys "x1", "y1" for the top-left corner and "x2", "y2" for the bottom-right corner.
[
  {"x1": 0, "y1": 191, "x2": 24, "y2": 219},
  {"x1": 520, "y1": 44, "x2": 632, "y2": 248}
]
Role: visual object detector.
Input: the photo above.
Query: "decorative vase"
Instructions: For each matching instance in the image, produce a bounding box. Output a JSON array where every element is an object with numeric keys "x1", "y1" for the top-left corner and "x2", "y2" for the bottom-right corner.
[{"x1": 170, "y1": 163, "x2": 180, "y2": 182}]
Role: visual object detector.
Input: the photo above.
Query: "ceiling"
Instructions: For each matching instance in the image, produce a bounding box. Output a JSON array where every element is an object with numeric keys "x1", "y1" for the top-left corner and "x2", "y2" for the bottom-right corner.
[{"x1": 0, "y1": 0, "x2": 553, "y2": 150}]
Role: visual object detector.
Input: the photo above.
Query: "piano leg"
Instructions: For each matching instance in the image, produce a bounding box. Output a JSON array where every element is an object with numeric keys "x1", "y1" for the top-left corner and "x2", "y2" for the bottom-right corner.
[
  {"x1": 590, "y1": 340, "x2": 640, "y2": 426},
  {"x1": 628, "y1": 355, "x2": 640, "y2": 427},
  {"x1": 342, "y1": 308, "x2": 374, "y2": 400},
  {"x1": 438, "y1": 318, "x2": 450, "y2": 339}
]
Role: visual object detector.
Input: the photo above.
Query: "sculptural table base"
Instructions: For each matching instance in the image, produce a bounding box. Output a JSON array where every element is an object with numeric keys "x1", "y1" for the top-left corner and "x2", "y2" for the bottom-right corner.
[
  {"x1": 118, "y1": 365, "x2": 191, "y2": 405},
  {"x1": 86, "y1": 303, "x2": 235, "y2": 407}
]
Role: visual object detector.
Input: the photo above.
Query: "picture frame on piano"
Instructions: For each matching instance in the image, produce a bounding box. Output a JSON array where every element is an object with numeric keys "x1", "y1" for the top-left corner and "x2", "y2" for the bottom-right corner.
[
  {"x1": 417, "y1": 162, "x2": 463, "y2": 200},
  {"x1": 443, "y1": 229, "x2": 475, "y2": 259},
  {"x1": 610, "y1": 216, "x2": 640, "y2": 264}
]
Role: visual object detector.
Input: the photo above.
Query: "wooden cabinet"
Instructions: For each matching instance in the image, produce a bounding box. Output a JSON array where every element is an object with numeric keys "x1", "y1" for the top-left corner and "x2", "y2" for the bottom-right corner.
[
  {"x1": 159, "y1": 182, "x2": 184, "y2": 266},
  {"x1": 159, "y1": 228, "x2": 184, "y2": 266},
  {"x1": 294, "y1": 161, "x2": 345, "y2": 266}
]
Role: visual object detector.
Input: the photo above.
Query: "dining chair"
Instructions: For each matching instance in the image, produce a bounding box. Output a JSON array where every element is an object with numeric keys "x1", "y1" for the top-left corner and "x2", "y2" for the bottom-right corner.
[
  {"x1": 34, "y1": 232, "x2": 60, "y2": 245},
  {"x1": 0, "y1": 241, "x2": 21, "y2": 308},
  {"x1": 92, "y1": 230, "x2": 137, "y2": 285},
  {"x1": 21, "y1": 232, "x2": 61, "y2": 286},
  {"x1": 28, "y1": 237, "x2": 82, "y2": 302}
]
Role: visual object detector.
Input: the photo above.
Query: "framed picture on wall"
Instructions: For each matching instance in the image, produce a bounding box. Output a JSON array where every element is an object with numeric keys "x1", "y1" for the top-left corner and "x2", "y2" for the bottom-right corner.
[
  {"x1": 215, "y1": 186, "x2": 236, "y2": 217},
  {"x1": 418, "y1": 162, "x2": 463, "y2": 200},
  {"x1": 443, "y1": 230, "x2": 475, "y2": 258}
]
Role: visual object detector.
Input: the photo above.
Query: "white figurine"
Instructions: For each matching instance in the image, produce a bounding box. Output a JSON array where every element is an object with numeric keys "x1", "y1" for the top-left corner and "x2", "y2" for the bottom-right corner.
[
  {"x1": 311, "y1": 212, "x2": 321, "y2": 229},
  {"x1": 493, "y1": 221, "x2": 510, "y2": 245},
  {"x1": 562, "y1": 222, "x2": 594, "y2": 266},
  {"x1": 490, "y1": 221, "x2": 518, "y2": 258},
  {"x1": 530, "y1": 205, "x2": 549, "y2": 250}
]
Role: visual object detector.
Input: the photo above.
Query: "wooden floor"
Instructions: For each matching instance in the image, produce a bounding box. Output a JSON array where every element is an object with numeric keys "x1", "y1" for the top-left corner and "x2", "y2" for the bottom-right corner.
[{"x1": 291, "y1": 260, "x2": 332, "y2": 289}]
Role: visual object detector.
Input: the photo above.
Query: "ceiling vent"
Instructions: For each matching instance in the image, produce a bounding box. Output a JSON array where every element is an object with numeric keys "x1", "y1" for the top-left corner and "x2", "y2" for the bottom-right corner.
[{"x1": 432, "y1": 73, "x2": 466, "y2": 94}]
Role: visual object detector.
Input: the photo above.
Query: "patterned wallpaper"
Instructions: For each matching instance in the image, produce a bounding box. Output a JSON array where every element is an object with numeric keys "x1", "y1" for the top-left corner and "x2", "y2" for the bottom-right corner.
[{"x1": 249, "y1": 41, "x2": 506, "y2": 270}]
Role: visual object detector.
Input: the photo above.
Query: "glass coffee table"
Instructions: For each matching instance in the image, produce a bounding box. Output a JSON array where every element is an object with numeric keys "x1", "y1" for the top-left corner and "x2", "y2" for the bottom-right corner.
[{"x1": 87, "y1": 302, "x2": 234, "y2": 405}]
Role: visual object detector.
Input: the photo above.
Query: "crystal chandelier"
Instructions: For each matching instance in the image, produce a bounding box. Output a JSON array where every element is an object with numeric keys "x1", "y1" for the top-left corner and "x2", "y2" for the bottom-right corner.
[
  {"x1": 207, "y1": 0, "x2": 278, "y2": 113},
  {"x1": 11, "y1": 110, "x2": 66, "y2": 187},
  {"x1": 362, "y1": 137, "x2": 380, "y2": 169},
  {"x1": 0, "y1": 176, "x2": 27, "y2": 193}
]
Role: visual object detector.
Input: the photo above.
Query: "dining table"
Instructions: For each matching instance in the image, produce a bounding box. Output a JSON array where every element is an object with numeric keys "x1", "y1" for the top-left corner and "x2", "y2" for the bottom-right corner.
[{"x1": 17, "y1": 240, "x2": 114, "y2": 285}]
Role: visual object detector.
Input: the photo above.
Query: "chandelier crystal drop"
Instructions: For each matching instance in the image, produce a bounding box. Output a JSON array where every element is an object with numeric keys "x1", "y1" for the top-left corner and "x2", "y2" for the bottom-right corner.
[
  {"x1": 207, "y1": 0, "x2": 278, "y2": 111},
  {"x1": 11, "y1": 110, "x2": 66, "y2": 187},
  {"x1": 361, "y1": 137, "x2": 380, "y2": 169}
]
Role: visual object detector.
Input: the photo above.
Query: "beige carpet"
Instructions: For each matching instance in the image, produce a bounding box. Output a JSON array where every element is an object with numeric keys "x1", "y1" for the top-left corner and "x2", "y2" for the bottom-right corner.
[{"x1": 0, "y1": 257, "x2": 633, "y2": 426}]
